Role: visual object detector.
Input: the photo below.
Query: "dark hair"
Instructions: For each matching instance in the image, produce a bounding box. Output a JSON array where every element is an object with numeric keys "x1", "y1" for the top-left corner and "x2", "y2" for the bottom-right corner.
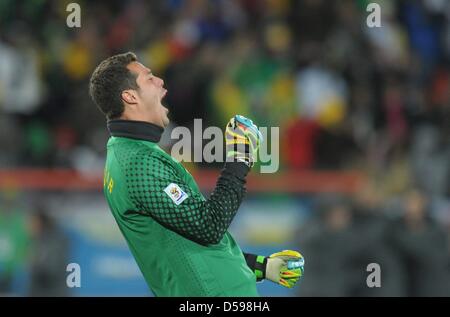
[{"x1": 89, "y1": 52, "x2": 138, "y2": 120}]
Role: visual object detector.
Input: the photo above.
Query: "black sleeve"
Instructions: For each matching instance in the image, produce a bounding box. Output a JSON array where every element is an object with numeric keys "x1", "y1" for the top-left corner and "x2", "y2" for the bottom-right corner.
[
  {"x1": 243, "y1": 253, "x2": 258, "y2": 271},
  {"x1": 126, "y1": 149, "x2": 250, "y2": 246}
]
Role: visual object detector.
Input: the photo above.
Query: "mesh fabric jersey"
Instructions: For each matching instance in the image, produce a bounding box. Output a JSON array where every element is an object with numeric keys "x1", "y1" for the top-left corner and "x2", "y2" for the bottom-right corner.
[{"x1": 103, "y1": 130, "x2": 258, "y2": 296}]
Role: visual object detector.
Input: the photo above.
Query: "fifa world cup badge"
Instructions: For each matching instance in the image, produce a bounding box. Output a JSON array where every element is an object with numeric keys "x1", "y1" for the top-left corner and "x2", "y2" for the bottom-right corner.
[{"x1": 164, "y1": 183, "x2": 188, "y2": 205}]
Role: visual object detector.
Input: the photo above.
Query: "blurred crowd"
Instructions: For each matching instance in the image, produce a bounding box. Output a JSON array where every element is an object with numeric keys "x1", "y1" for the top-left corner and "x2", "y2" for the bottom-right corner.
[
  {"x1": 0, "y1": 0, "x2": 449, "y2": 296},
  {"x1": 297, "y1": 186, "x2": 450, "y2": 296},
  {"x1": 0, "y1": 0, "x2": 448, "y2": 186}
]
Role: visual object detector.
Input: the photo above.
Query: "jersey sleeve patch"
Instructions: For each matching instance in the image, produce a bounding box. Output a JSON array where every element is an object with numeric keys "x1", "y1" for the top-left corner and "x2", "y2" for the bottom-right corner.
[{"x1": 164, "y1": 183, "x2": 188, "y2": 205}]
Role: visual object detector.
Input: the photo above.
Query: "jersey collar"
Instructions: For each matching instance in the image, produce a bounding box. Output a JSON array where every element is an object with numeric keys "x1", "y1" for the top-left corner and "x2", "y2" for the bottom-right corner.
[{"x1": 107, "y1": 120, "x2": 164, "y2": 143}]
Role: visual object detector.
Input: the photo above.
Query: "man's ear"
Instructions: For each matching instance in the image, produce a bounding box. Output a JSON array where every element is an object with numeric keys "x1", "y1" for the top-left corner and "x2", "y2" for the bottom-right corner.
[{"x1": 121, "y1": 90, "x2": 138, "y2": 105}]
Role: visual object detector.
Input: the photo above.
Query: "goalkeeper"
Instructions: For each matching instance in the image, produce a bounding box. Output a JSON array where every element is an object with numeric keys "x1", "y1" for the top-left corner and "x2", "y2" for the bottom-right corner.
[{"x1": 89, "y1": 52, "x2": 304, "y2": 296}]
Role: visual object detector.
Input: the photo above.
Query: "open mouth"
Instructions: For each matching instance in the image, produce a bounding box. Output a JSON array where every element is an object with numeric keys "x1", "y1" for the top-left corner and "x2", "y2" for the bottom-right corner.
[{"x1": 161, "y1": 88, "x2": 168, "y2": 99}]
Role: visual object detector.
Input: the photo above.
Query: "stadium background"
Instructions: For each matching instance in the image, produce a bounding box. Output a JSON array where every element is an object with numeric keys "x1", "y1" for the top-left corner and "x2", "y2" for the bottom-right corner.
[{"x1": 0, "y1": 0, "x2": 449, "y2": 296}]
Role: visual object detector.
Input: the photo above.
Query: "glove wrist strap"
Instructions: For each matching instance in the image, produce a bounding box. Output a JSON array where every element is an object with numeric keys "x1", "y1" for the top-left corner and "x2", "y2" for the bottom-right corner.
[{"x1": 255, "y1": 255, "x2": 268, "y2": 281}]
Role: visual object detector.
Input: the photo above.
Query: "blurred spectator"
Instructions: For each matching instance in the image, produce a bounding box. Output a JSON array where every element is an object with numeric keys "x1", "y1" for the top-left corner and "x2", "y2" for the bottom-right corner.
[
  {"x1": 0, "y1": 188, "x2": 29, "y2": 296},
  {"x1": 296, "y1": 196, "x2": 356, "y2": 296},
  {"x1": 347, "y1": 183, "x2": 406, "y2": 296},
  {"x1": 0, "y1": 26, "x2": 43, "y2": 115},
  {"x1": 411, "y1": 124, "x2": 450, "y2": 198},
  {"x1": 28, "y1": 208, "x2": 70, "y2": 297},
  {"x1": 388, "y1": 189, "x2": 450, "y2": 296},
  {"x1": 283, "y1": 118, "x2": 319, "y2": 169}
]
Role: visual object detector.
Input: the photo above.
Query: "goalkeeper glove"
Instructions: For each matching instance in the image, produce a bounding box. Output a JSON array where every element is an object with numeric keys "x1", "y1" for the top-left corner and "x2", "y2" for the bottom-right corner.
[
  {"x1": 225, "y1": 115, "x2": 263, "y2": 167},
  {"x1": 254, "y1": 250, "x2": 304, "y2": 288}
]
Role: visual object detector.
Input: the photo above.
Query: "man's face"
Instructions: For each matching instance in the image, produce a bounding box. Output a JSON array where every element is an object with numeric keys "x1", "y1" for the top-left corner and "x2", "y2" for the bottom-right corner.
[{"x1": 127, "y1": 61, "x2": 169, "y2": 127}]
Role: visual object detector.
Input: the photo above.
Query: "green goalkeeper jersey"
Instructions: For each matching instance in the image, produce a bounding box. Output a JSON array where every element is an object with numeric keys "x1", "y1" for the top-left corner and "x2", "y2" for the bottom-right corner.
[{"x1": 103, "y1": 120, "x2": 259, "y2": 296}]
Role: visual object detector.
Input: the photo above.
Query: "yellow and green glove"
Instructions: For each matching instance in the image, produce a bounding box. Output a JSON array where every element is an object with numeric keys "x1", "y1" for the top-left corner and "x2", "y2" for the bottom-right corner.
[
  {"x1": 255, "y1": 250, "x2": 305, "y2": 288},
  {"x1": 225, "y1": 115, "x2": 263, "y2": 167}
]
